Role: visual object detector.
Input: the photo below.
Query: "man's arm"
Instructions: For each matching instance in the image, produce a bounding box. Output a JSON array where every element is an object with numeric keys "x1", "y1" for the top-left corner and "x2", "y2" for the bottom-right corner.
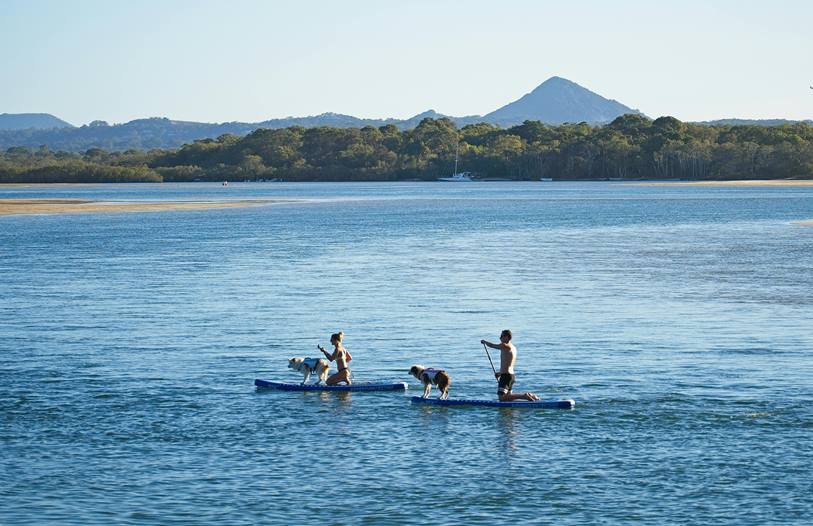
[
  {"x1": 481, "y1": 340, "x2": 508, "y2": 351},
  {"x1": 482, "y1": 340, "x2": 508, "y2": 378}
]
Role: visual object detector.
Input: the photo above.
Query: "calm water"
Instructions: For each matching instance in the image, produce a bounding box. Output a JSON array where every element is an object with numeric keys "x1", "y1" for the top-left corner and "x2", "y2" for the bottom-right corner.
[{"x1": 2, "y1": 182, "x2": 812, "y2": 525}]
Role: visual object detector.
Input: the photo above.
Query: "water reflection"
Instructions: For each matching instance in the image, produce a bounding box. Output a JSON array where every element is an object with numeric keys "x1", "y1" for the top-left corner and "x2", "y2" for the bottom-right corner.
[
  {"x1": 414, "y1": 402, "x2": 452, "y2": 431},
  {"x1": 317, "y1": 390, "x2": 352, "y2": 406},
  {"x1": 498, "y1": 408, "x2": 520, "y2": 456}
]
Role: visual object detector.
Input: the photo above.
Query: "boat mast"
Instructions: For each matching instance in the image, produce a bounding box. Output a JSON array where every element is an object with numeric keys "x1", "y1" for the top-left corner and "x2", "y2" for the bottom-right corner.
[{"x1": 454, "y1": 142, "x2": 459, "y2": 176}]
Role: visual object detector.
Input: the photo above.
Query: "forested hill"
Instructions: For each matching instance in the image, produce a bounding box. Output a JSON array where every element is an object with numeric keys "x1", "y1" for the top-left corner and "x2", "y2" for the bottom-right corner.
[
  {"x1": 0, "y1": 113, "x2": 483, "y2": 152},
  {"x1": 0, "y1": 113, "x2": 74, "y2": 130},
  {"x1": 2, "y1": 114, "x2": 812, "y2": 183},
  {"x1": 0, "y1": 118, "x2": 261, "y2": 152}
]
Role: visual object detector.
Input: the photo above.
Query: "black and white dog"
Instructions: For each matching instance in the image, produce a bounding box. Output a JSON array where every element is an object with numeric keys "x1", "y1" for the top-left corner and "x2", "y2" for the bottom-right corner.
[{"x1": 408, "y1": 365, "x2": 451, "y2": 399}]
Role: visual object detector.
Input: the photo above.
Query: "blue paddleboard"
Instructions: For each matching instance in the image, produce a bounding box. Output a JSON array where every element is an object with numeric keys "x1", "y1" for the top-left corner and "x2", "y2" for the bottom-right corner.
[
  {"x1": 255, "y1": 379, "x2": 408, "y2": 392},
  {"x1": 411, "y1": 396, "x2": 575, "y2": 409}
]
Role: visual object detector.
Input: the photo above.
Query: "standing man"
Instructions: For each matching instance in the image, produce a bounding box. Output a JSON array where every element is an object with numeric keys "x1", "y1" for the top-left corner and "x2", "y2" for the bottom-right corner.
[{"x1": 481, "y1": 329, "x2": 539, "y2": 402}]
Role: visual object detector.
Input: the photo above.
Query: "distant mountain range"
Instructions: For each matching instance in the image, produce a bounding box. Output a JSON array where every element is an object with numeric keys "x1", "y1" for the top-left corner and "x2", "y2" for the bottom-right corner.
[
  {"x1": 698, "y1": 118, "x2": 813, "y2": 126},
  {"x1": 1, "y1": 77, "x2": 810, "y2": 152},
  {"x1": 0, "y1": 113, "x2": 73, "y2": 130}
]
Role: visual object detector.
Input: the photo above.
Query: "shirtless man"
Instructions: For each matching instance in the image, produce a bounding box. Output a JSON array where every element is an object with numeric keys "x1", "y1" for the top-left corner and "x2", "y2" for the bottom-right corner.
[
  {"x1": 319, "y1": 331, "x2": 352, "y2": 385},
  {"x1": 481, "y1": 329, "x2": 539, "y2": 402}
]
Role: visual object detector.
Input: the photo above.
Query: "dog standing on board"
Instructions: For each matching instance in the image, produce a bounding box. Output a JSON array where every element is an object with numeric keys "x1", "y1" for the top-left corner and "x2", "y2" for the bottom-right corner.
[
  {"x1": 288, "y1": 357, "x2": 331, "y2": 385},
  {"x1": 409, "y1": 365, "x2": 451, "y2": 399}
]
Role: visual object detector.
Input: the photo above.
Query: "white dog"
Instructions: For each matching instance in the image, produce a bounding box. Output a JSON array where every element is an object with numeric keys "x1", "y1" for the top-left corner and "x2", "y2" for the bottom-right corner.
[{"x1": 288, "y1": 357, "x2": 331, "y2": 385}]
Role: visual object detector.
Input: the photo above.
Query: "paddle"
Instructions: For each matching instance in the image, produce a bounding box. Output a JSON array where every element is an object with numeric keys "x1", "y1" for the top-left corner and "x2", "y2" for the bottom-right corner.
[{"x1": 482, "y1": 342, "x2": 498, "y2": 382}]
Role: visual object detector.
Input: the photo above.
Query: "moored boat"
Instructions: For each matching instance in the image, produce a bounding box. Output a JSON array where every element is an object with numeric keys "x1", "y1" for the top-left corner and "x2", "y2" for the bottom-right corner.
[
  {"x1": 437, "y1": 172, "x2": 473, "y2": 182},
  {"x1": 437, "y1": 142, "x2": 474, "y2": 181}
]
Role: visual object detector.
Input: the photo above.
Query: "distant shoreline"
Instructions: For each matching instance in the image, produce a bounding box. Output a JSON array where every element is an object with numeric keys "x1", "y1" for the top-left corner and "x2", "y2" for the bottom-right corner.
[
  {"x1": 627, "y1": 179, "x2": 813, "y2": 187},
  {"x1": 0, "y1": 198, "x2": 291, "y2": 216},
  {"x1": 4, "y1": 179, "x2": 813, "y2": 188},
  {"x1": 0, "y1": 183, "x2": 99, "y2": 188}
]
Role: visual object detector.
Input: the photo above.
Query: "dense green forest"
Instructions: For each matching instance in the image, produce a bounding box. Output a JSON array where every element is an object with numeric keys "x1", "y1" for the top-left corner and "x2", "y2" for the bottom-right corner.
[{"x1": 2, "y1": 114, "x2": 813, "y2": 183}]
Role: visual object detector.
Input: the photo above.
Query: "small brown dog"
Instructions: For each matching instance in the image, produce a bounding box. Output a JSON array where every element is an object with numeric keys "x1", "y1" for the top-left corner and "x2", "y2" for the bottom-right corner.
[{"x1": 409, "y1": 365, "x2": 451, "y2": 399}]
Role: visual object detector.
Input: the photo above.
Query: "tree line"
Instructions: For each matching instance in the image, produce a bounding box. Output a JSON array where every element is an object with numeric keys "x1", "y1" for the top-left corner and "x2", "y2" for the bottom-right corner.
[{"x1": 2, "y1": 114, "x2": 813, "y2": 183}]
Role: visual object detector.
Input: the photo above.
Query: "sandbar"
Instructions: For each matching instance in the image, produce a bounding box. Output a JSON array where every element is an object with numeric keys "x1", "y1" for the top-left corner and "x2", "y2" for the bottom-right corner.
[
  {"x1": 629, "y1": 180, "x2": 813, "y2": 187},
  {"x1": 0, "y1": 183, "x2": 95, "y2": 188},
  {"x1": 0, "y1": 198, "x2": 289, "y2": 216}
]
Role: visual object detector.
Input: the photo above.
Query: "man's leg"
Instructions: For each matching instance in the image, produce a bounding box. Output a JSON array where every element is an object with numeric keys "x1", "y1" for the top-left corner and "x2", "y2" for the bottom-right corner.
[{"x1": 499, "y1": 392, "x2": 539, "y2": 402}]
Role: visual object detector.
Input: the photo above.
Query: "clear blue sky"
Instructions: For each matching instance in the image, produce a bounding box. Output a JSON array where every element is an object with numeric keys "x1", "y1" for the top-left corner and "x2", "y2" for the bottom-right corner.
[{"x1": 2, "y1": 0, "x2": 811, "y2": 125}]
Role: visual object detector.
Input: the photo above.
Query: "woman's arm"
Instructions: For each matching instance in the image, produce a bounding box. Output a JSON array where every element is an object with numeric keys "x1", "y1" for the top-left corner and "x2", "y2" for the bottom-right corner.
[{"x1": 318, "y1": 345, "x2": 335, "y2": 361}]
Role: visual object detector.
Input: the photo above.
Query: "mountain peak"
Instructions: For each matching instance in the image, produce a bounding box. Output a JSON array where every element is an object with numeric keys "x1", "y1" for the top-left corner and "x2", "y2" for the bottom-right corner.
[
  {"x1": 411, "y1": 109, "x2": 443, "y2": 119},
  {"x1": 484, "y1": 76, "x2": 639, "y2": 126},
  {"x1": 0, "y1": 113, "x2": 74, "y2": 130}
]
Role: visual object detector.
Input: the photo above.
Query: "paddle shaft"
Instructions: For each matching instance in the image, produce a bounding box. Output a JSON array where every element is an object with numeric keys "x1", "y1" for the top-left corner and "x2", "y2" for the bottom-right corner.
[{"x1": 482, "y1": 343, "x2": 498, "y2": 381}]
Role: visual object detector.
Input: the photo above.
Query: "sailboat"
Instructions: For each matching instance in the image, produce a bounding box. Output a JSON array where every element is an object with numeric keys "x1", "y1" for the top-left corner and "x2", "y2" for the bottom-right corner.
[{"x1": 437, "y1": 142, "x2": 473, "y2": 182}]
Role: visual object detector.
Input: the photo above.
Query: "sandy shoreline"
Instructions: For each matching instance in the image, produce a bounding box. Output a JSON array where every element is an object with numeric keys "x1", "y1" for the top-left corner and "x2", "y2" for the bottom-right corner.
[
  {"x1": 0, "y1": 183, "x2": 98, "y2": 188},
  {"x1": 0, "y1": 198, "x2": 289, "y2": 216},
  {"x1": 629, "y1": 180, "x2": 813, "y2": 187}
]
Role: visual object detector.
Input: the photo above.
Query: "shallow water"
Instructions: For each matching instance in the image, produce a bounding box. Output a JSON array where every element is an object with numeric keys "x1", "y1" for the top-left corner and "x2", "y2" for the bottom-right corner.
[{"x1": 2, "y1": 182, "x2": 812, "y2": 524}]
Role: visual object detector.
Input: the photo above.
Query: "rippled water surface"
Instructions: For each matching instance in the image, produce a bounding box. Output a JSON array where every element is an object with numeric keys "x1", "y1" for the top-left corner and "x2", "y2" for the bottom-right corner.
[{"x1": 2, "y1": 182, "x2": 813, "y2": 524}]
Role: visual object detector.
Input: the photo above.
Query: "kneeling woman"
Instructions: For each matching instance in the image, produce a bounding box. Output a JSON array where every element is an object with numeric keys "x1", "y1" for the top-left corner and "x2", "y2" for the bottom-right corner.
[{"x1": 318, "y1": 331, "x2": 353, "y2": 385}]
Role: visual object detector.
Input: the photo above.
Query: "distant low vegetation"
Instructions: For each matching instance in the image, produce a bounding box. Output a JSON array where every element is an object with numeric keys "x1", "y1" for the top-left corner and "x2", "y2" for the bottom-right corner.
[{"x1": 2, "y1": 115, "x2": 812, "y2": 183}]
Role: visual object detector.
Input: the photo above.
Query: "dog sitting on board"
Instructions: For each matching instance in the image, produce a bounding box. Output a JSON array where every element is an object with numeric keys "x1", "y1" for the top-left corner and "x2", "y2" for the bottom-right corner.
[
  {"x1": 288, "y1": 357, "x2": 331, "y2": 385},
  {"x1": 408, "y1": 365, "x2": 451, "y2": 399}
]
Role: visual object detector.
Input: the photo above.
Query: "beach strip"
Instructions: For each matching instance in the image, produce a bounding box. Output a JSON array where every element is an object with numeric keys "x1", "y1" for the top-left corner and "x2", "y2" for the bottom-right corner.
[
  {"x1": 629, "y1": 180, "x2": 813, "y2": 187},
  {"x1": 0, "y1": 198, "x2": 289, "y2": 216}
]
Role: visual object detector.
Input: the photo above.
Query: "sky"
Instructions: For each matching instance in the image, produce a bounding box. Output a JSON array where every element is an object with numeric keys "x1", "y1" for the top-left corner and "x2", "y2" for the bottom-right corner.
[{"x1": 1, "y1": 0, "x2": 811, "y2": 125}]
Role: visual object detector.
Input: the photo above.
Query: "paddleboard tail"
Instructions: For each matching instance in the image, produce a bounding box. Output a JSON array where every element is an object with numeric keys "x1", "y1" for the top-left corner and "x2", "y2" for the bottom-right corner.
[
  {"x1": 255, "y1": 379, "x2": 408, "y2": 392},
  {"x1": 410, "y1": 396, "x2": 575, "y2": 409}
]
